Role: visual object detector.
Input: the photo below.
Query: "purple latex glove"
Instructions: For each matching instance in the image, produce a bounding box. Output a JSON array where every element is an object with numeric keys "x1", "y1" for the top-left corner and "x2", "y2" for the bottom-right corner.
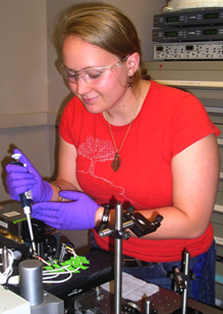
[
  {"x1": 5, "y1": 148, "x2": 52, "y2": 203},
  {"x1": 31, "y1": 191, "x2": 100, "y2": 230}
]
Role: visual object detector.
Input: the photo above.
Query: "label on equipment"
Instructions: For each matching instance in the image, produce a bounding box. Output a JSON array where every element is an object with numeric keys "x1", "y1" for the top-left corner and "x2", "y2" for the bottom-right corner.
[
  {"x1": 0, "y1": 220, "x2": 8, "y2": 229},
  {"x1": 3, "y1": 211, "x2": 21, "y2": 218}
]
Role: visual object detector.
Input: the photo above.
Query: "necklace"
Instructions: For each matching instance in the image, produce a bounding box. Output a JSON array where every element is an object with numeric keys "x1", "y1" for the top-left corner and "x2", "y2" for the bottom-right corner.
[{"x1": 105, "y1": 104, "x2": 139, "y2": 172}]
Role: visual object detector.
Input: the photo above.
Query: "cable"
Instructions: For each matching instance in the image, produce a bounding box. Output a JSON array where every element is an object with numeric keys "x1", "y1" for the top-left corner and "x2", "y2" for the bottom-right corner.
[
  {"x1": 42, "y1": 264, "x2": 81, "y2": 284},
  {"x1": 0, "y1": 243, "x2": 89, "y2": 286},
  {"x1": 42, "y1": 268, "x2": 74, "y2": 284},
  {"x1": 40, "y1": 246, "x2": 85, "y2": 284},
  {"x1": 0, "y1": 248, "x2": 14, "y2": 285}
]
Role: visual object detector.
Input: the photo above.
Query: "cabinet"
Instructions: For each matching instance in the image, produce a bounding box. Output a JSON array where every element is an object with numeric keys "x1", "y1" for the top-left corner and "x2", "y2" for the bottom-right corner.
[
  {"x1": 212, "y1": 123, "x2": 223, "y2": 304},
  {"x1": 145, "y1": 61, "x2": 223, "y2": 304}
]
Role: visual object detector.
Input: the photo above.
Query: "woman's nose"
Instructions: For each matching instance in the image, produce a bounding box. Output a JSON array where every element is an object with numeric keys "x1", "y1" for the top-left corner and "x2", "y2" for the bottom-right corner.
[{"x1": 75, "y1": 76, "x2": 92, "y2": 95}]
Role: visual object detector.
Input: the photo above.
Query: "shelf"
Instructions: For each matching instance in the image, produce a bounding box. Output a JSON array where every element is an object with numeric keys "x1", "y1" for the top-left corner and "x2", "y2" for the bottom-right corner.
[{"x1": 0, "y1": 112, "x2": 61, "y2": 129}]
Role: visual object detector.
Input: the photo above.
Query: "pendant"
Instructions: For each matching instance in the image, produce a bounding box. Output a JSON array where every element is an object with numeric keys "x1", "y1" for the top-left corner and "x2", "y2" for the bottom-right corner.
[{"x1": 111, "y1": 153, "x2": 121, "y2": 172}]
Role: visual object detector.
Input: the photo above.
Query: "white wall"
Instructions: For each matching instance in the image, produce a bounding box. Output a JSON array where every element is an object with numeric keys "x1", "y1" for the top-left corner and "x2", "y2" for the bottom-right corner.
[
  {"x1": 0, "y1": 1, "x2": 51, "y2": 202},
  {"x1": 0, "y1": 1, "x2": 48, "y2": 116}
]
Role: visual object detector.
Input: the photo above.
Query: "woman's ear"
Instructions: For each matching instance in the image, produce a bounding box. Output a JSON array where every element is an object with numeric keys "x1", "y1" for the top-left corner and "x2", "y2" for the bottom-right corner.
[{"x1": 126, "y1": 53, "x2": 140, "y2": 77}]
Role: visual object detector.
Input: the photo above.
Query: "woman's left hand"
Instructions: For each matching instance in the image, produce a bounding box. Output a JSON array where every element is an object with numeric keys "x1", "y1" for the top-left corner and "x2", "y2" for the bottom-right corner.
[{"x1": 31, "y1": 191, "x2": 100, "y2": 230}]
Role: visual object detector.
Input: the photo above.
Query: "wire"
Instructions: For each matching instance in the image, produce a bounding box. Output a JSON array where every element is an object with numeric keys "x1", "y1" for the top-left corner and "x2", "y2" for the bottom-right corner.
[
  {"x1": 0, "y1": 248, "x2": 14, "y2": 285},
  {"x1": 42, "y1": 265, "x2": 78, "y2": 284},
  {"x1": 42, "y1": 272, "x2": 73, "y2": 284},
  {"x1": 0, "y1": 244, "x2": 88, "y2": 286},
  {"x1": 41, "y1": 246, "x2": 83, "y2": 284}
]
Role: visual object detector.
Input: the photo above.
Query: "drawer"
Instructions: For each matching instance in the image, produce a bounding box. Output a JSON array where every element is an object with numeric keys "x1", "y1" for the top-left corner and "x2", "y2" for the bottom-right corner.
[
  {"x1": 216, "y1": 261, "x2": 223, "y2": 277},
  {"x1": 212, "y1": 222, "x2": 223, "y2": 239},
  {"x1": 212, "y1": 211, "x2": 223, "y2": 225},
  {"x1": 218, "y1": 179, "x2": 223, "y2": 193},
  {"x1": 215, "y1": 192, "x2": 223, "y2": 208},
  {"x1": 220, "y1": 161, "x2": 223, "y2": 173},
  {"x1": 219, "y1": 147, "x2": 223, "y2": 162},
  {"x1": 216, "y1": 243, "x2": 223, "y2": 258},
  {"x1": 211, "y1": 115, "x2": 223, "y2": 124},
  {"x1": 216, "y1": 124, "x2": 223, "y2": 138},
  {"x1": 216, "y1": 281, "x2": 223, "y2": 302}
]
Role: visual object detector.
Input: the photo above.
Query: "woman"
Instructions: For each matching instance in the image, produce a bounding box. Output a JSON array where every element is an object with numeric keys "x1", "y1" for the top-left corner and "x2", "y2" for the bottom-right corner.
[{"x1": 5, "y1": 5, "x2": 220, "y2": 305}]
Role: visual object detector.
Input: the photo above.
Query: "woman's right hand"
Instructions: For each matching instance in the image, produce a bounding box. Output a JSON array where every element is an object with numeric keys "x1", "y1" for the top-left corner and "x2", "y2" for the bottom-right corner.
[{"x1": 5, "y1": 149, "x2": 52, "y2": 203}]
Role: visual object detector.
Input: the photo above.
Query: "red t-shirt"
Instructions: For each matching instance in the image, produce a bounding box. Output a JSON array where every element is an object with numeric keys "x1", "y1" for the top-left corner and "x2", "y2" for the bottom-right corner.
[{"x1": 59, "y1": 81, "x2": 220, "y2": 262}]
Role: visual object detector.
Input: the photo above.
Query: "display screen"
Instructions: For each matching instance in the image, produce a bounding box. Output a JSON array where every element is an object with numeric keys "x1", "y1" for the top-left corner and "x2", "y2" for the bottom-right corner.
[
  {"x1": 203, "y1": 29, "x2": 218, "y2": 35},
  {"x1": 186, "y1": 45, "x2": 194, "y2": 51},
  {"x1": 166, "y1": 16, "x2": 178, "y2": 22},
  {"x1": 205, "y1": 13, "x2": 218, "y2": 19},
  {"x1": 165, "y1": 31, "x2": 177, "y2": 37}
]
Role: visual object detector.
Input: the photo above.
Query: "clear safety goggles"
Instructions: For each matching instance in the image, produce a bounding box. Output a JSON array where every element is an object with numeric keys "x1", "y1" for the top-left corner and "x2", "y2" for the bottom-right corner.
[{"x1": 60, "y1": 56, "x2": 128, "y2": 85}]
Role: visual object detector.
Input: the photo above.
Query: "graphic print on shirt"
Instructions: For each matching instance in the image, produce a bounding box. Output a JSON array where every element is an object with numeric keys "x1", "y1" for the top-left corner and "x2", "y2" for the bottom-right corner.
[{"x1": 77, "y1": 135, "x2": 144, "y2": 208}]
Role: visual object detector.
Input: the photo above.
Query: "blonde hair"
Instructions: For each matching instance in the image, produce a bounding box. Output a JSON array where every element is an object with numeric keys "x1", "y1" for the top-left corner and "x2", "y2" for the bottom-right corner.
[{"x1": 55, "y1": 5, "x2": 149, "y2": 87}]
